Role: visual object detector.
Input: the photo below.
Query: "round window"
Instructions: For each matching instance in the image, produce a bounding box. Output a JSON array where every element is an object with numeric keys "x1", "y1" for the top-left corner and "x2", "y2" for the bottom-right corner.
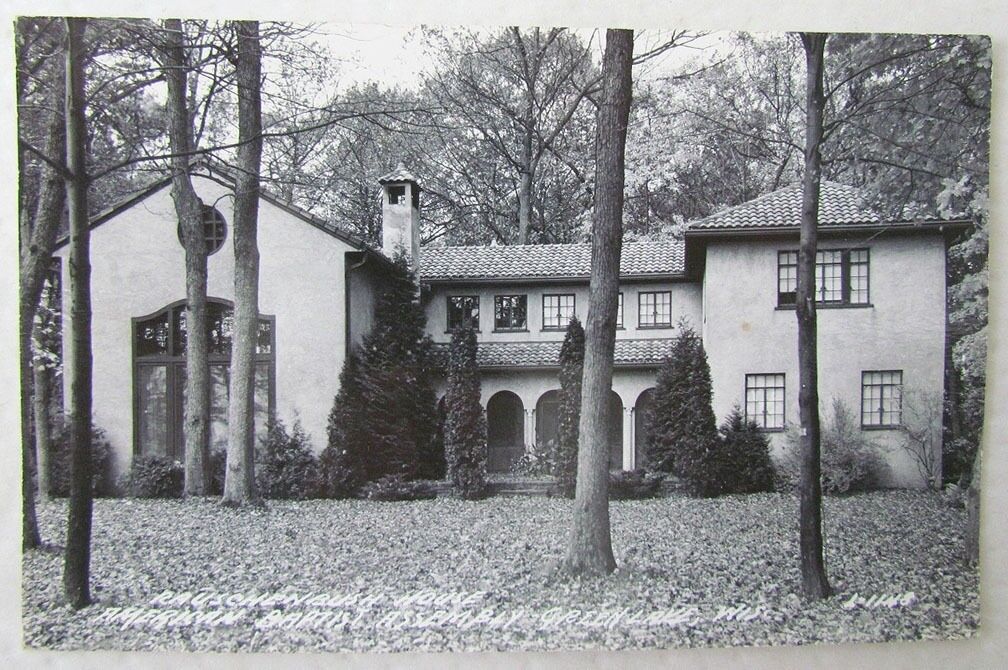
[{"x1": 177, "y1": 205, "x2": 227, "y2": 255}]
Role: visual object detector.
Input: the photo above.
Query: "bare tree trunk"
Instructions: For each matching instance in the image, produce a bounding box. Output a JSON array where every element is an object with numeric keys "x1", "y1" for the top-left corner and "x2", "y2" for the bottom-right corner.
[
  {"x1": 33, "y1": 344, "x2": 52, "y2": 504},
  {"x1": 796, "y1": 32, "x2": 831, "y2": 601},
  {"x1": 162, "y1": 18, "x2": 211, "y2": 496},
  {"x1": 222, "y1": 20, "x2": 263, "y2": 506},
  {"x1": 63, "y1": 16, "x2": 94, "y2": 609},
  {"x1": 518, "y1": 122, "x2": 534, "y2": 244},
  {"x1": 562, "y1": 28, "x2": 632, "y2": 576},
  {"x1": 965, "y1": 444, "x2": 980, "y2": 565},
  {"x1": 19, "y1": 41, "x2": 66, "y2": 551}
]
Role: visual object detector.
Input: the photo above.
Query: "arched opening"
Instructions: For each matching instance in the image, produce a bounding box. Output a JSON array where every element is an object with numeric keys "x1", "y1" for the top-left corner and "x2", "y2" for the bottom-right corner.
[
  {"x1": 634, "y1": 388, "x2": 656, "y2": 469},
  {"x1": 606, "y1": 390, "x2": 623, "y2": 470},
  {"x1": 535, "y1": 390, "x2": 561, "y2": 454},
  {"x1": 486, "y1": 391, "x2": 525, "y2": 473},
  {"x1": 132, "y1": 298, "x2": 274, "y2": 461}
]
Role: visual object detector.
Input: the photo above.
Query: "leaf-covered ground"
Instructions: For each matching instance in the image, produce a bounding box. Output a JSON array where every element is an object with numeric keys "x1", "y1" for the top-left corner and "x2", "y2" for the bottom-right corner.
[{"x1": 23, "y1": 491, "x2": 978, "y2": 653}]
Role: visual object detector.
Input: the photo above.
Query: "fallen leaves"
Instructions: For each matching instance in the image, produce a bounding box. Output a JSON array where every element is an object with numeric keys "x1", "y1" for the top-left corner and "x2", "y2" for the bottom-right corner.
[{"x1": 22, "y1": 491, "x2": 978, "y2": 653}]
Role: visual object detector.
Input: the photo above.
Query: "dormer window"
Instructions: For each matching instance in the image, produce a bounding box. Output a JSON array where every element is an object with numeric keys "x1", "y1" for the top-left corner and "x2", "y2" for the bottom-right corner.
[{"x1": 388, "y1": 184, "x2": 406, "y2": 205}]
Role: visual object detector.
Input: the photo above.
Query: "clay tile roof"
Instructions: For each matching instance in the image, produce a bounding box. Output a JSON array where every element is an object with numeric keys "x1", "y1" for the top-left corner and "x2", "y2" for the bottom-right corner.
[
  {"x1": 430, "y1": 338, "x2": 674, "y2": 369},
  {"x1": 378, "y1": 162, "x2": 418, "y2": 184},
  {"x1": 689, "y1": 181, "x2": 883, "y2": 231},
  {"x1": 419, "y1": 240, "x2": 684, "y2": 282}
]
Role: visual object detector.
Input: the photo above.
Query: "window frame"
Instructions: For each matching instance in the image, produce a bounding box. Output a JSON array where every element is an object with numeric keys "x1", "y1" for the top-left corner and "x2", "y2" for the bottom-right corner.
[
  {"x1": 541, "y1": 293, "x2": 576, "y2": 331},
  {"x1": 861, "y1": 369, "x2": 903, "y2": 429},
  {"x1": 637, "y1": 290, "x2": 672, "y2": 328},
  {"x1": 131, "y1": 298, "x2": 276, "y2": 460},
  {"x1": 616, "y1": 292, "x2": 624, "y2": 329},
  {"x1": 493, "y1": 294, "x2": 528, "y2": 332},
  {"x1": 744, "y1": 373, "x2": 786, "y2": 431},
  {"x1": 777, "y1": 247, "x2": 871, "y2": 308},
  {"x1": 446, "y1": 294, "x2": 480, "y2": 332},
  {"x1": 176, "y1": 204, "x2": 228, "y2": 256}
]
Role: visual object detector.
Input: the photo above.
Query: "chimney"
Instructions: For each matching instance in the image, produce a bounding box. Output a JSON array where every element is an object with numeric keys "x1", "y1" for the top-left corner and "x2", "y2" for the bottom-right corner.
[{"x1": 377, "y1": 162, "x2": 421, "y2": 270}]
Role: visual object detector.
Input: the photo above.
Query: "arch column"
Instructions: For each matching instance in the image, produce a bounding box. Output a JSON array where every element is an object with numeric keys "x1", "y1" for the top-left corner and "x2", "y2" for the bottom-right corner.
[
  {"x1": 524, "y1": 408, "x2": 535, "y2": 448},
  {"x1": 622, "y1": 406, "x2": 634, "y2": 470}
]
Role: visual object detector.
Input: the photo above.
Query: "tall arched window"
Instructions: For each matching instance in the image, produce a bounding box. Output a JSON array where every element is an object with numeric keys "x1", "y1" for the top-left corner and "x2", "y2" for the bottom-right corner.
[{"x1": 133, "y1": 299, "x2": 275, "y2": 460}]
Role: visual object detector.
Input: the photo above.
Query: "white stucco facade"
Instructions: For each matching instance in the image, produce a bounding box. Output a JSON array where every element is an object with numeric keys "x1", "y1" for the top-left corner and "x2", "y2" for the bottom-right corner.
[{"x1": 53, "y1": 172, "x2": 365, "y2": 475}]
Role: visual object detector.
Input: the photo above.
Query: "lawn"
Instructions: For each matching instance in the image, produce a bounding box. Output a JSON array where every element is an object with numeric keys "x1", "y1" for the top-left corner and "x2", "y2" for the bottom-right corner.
[{"x1": 22, "y1": 491, "x2": 978, "y2": 653}]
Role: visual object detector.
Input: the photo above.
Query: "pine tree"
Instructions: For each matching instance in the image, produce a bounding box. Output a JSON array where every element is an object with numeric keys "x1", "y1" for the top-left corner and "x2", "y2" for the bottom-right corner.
[
  {"x1": 354, "y1": 252, "x2": 439, "y2": 482},
  {"x1": 444, "y1": 327, "x2": 487, "y2": 499},
  {"x1": 554, "y1": 315, "x2": 585, "y2": 497},
  {"x1": 319, "y1": 354, "x2": 365, "y2": 497},
  {"x1": 645, "y1": 318, "x2": 720, "y2": 496},
  {"x1": 714, "y1": 406, "x2": 776, "y2": 495}
]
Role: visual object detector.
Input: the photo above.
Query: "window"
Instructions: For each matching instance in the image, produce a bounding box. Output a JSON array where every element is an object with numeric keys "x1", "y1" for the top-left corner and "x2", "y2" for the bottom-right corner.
[
  {"x1": 862, "y1": 370, "x2": 902, "y2": 427},
  {"x1": 388, "y1": 184, "x2": 406, "y2": 204},
  {"x1": 177, "y1": 205, "x2": 227, "y2": 255},
  {"x1": 777, "y1": 248, "x2": 870, "y2": 307},
  {"x1": 133, "y1": 299, "x2": 274, "y2": 460},
  {"x1": 638, "y1": 291, "x2": 672, "y2": 327},
  {"x1": 745, "y1": 373, "x2": 785, "y2": 430},
  {"x1": 447, "y1": 295, "x2": 480, "y2": 331},
  {"x1": 616, "y1": 292, "x2": 623, "y2": 328},
  {"x1": 494, "y1": 295, "x2": 527, "y2": 331},
  {"x1": 542, "y1": 294, "x2": 575, "y2": 330}
]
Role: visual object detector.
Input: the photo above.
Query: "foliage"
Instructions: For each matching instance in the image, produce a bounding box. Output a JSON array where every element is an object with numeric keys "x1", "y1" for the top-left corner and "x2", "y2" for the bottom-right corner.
[
  {"x1": 255, "y1": 419, "x2": 318, "y2": 500},
  {"x1": 608, "y1": 469, "x2": 664, "y2": 500},
  {"x1": 25, "y1": 491, "x2": 978, "y2": 652},
  {"x1": 645, "y1": 319, "x2": 720, "y2": 497},
  {"x1": 49, "y1": 419, "x2": 114, "y2": 498},
  {"x1": 323, "y1": 353, "x2": 366, "y2": 492},
  {"x1": 208, "y1": 447, "x2": 227, "y2": 496},
  {"x1": 712, "y1": 407, "x2": 776, "y2": 495},
  {"x1": 899, "y1": 388, "x2": 943, "y2": 490},
  {"x1": 778, "y1": 400, "x2": 888, "y2": 495},
  {"x1": 359, "y1": 474, "x2": 437, "y2": 502},
  {"x1": 443, "y1": 328, "x2": 488, "y2": 499},
  {"x1": 333, "y1": 253, "x2": 440, "y2": 483},
  {"x1": 119, "y1": 455, "x2": 184, "y2": 499},
  {"x1": 553, "y1": 316, "x2": 584, "y2": 497},
  {"x1": 509, "y1": 440, "x2": 554, "y2": 477}
]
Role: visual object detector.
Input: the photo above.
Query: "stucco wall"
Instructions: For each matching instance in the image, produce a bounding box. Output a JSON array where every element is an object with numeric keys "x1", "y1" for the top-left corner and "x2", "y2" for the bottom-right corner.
[
  {"x1": 701, "y1": 233, "x2": 947, "y2": 487},
  {"x1": 423, "y1": 280, "x2": 702, "y2": 344},
  {"x1": 54, "y1": 174, "x2": 360, "y2": 474}
]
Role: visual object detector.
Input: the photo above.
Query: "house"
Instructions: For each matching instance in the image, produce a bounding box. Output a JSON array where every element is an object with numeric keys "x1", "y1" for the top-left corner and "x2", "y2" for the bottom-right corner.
[
  {"x1": 51, "y1": 160, "x2": 396, "y2": 476},
  {"x1": 53, "y1": 160, "x2": 968, "y2": 488}
]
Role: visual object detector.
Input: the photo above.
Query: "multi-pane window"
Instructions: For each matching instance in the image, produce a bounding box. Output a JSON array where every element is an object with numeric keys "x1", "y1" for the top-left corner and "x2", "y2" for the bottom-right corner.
[
  {"x1": 494, "y1": 295, "x2": 527, "y2": 330},
  {"x1": 862, "y1": 370, "x2": 903, "y2": 427},
  {"x1": 777, "y1": 248, "x2": 870, "y2": 306},
  {"x1": 447, "y1": 295, "x2": 480, "y2": 331},
  {"x1": 616, "y1": 293, "x2": 624, "y2": 328},
  {"x1": 638, "y1": 291, "x2": 672, "y2": 327},
  {"x1": 745, "y1": 373, "x2": 785, "y2": 430},
  {"x1": 176, "y1": 205, "x2": 227, "y2": 255},
  {"x1": 542, "y1": 294, "x2": 575, "y2": 330}
]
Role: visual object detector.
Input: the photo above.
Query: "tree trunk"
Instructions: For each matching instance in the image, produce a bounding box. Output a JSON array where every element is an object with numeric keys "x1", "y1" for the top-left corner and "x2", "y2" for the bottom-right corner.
[
  {"x1": 965, "y1": 444, "x2": 980, "y2": 565},
  {"x1": 63, "y1": 16, "x2": 94, "y2": 609},
  {"x1": 562, "y1": 29, "x2": 633, "y2": 576},
  {"x1": 19, "y1": 41, "x2": 67, "y2": 551},
  {"x1": 796, "y1": 32, "x2": 832, "y2": 601},
  {"x1": 517, "y1": 124, "x2": 534, "y2": 244},
  {"x1": 162, "y1": 18, "x2": 211, "y2": 496},
  {"x1": 33, "y1": 346, "x2": 52, "y2": 504},
  {"x1": 222, "y1": 20, "x2": 263, "y2": 506}
]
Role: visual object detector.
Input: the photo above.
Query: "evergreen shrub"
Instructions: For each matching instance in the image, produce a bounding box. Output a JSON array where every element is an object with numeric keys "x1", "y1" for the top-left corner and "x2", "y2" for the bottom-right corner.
[
  {"x1": 121, "y1": 455, "x2": 184, "y2": 498},
  {"x1": 255, "y1": 418, "x2": 318, "y2": 499},
  {"x1": 443, "y1": 327, "x2": 488, "y2": 499},
  {"x1": 645, "y1": 319, "x2": 721, "y2": 497},
  {"x1": 553, "y1": 316, "x2": 585, "y2": 498},
  {"x1": 50, "y1": 419, "x2": 114, "y2": 497},
  {"x1": 713, "y1": 407, "x2": 776, "y2": 494}
]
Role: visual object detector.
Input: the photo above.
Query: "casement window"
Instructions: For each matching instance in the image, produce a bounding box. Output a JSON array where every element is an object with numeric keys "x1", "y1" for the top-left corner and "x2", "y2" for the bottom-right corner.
[
  {"x1": 176, "y1": 205, "x2": 227, "y2": 255},
  {"x1": 133, "y1": 299, "x2": 274, "y2": 460},
  {"x1": 777, "y1": 248, "x2": 870, "y2": 307},
  {"x1": 638, "y1": 291, "x2": 672, "y2": 327},
  {"x1": 745, "y1": 373, "x2": 785, "y2": 430},
  {"x1": 616, "y1": 292, "x2": 624, "y2": 328},
  {"x1": 861, "y1": 370, "x2": 903, "y2": 428},
  {"x1": 494, "y1": 294, "x2": 527, "y2": 331},
  {"x1": 542, "y1": 293, "x2": 575, "y2": 330},
  {"x1": 447, "y1": 295, "x2": 480, "y2": 331}
]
